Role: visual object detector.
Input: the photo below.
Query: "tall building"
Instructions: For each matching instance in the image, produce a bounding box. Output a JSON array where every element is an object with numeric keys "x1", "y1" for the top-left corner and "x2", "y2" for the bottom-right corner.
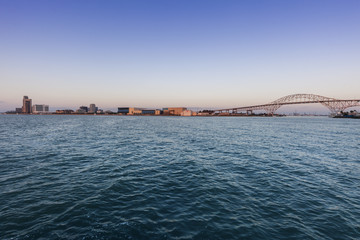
[
  {"x1": 22, "y1": 96, "x2": 32, "y2": 114},
  {"x1": 89, "y1": 104, "x2": 98, "y2": 113},
  {"x1": 32, "y1": 104, "x2": 49, "y2": 113}
]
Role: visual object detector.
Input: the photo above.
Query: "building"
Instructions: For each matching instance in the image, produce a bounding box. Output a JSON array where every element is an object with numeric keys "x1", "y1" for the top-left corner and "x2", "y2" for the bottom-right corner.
[
  {"x1": 180, "y1": 110, "x2": 197, "y2": 116},
  {"x1": 78, "y1": 106, "x2": 88, "y2": 113},
  {"x1": 89, "y1": 104, "x2": 98, "y2": 113},
  {"x1": 15, "y1": 108, "x2": 22, "y2": 113},
  {"x1": 56, "y1": 109, "x2": 74, "y2": 114},
  {"x1": 163, "y1": 107, "x2": 187, "y2": 115},
  {"x1": 76, "y1": 109, "x2": 87, "y2": 114},
  {"x1": 32, "y1": 104, "x2": 49, "y2": 114},
  {"x1": 118, "y1": 107, "x2": 130, "y2": 115},
  {"x1": 198, "y1": 110, "x2": 214, "y2": 116},
  {"x1": 22, "y1": 96, "x2": 32, "y2": 114},
  {"x1": 117, "y1": 107, "x2": 143, "y2": 115},
  {"x1": 141, "y1": 109, "x2": 162, "y2": 115},
  {"x1": 141, "y1": 109, "x2": 155, "y2": 115},
  {"x1": 132, "y1": 109, "x2": 143, "y2": 115}
]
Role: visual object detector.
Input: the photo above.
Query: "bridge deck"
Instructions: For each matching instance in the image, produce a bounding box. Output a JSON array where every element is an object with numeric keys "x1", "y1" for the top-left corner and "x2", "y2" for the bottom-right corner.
[{"x1": 215, "y1": 99, "x2": 360, "y2": 112}]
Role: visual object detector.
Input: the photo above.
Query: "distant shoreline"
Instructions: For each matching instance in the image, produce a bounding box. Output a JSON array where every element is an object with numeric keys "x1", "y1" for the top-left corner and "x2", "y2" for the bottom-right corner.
[{"x1": 1, "y1": 113, "x2": 331, "y2": 117}]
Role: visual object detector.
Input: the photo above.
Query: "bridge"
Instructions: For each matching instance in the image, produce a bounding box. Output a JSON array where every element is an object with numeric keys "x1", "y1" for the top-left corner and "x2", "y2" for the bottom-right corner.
[{"x1": 214, "y1": 94, "x2": 360, "y2": 115}]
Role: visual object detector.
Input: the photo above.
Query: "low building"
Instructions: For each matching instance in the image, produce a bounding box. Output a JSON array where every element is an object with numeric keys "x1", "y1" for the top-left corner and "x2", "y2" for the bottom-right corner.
[
  {"x1": 198, "y1": 112, "x2": 211, "y2": 116},
  {"x1": 76, "y1": 109, "x2": 87, "y2": 114},
  {"x1": 198, "y1": 110, "x2": 214, "y2": 116},
  {"x1": 56, "y1": 109, "x2": 74, "y2": 114},
  {"x1": 141, "y1": 109, "x2": 163, "y2": 115},
  {"x1": 5, "y1": 110, "x2": 17, "y2": 114},
  {"x1": 79, "y1": 106, "x2": 88, "y2": 112},
  {"x1": 181, "y1": 110, "x2": 197, "y2": 116},
  {"x1": 32, "y1": 104, "x2": 49, "y2": 114},
  {"x1": 117, "y1": 107, "x2": 143, "y2": 115},
  {"x1": 117, "y1": 107, "x2": 129, "y2": 115},
  {"x1": 142, "y1": 109, "x2": 155, "y2": 115},
  {"x1": 163, "y1": 107, "x2": 187, "y2": 116},
  {"x1": 133, "y1": 109, "x2": 143, "y2": 115}
]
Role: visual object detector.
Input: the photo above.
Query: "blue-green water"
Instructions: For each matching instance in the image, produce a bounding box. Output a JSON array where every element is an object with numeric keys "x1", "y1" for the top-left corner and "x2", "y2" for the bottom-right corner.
[{"x1": 0, "y1": 115, "x2": 359, "y2": 239}]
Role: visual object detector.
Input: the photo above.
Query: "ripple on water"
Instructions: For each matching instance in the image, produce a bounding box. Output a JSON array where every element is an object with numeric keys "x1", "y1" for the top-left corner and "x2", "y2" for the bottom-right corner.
[{"x1": 0, "y1": 115, "x2": 360, "y2": 239}]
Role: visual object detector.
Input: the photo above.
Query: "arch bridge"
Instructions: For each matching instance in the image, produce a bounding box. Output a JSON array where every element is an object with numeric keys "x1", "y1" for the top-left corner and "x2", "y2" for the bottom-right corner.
[{"x1": 214, "y1": 94, "x2": 360, "y2": 115}]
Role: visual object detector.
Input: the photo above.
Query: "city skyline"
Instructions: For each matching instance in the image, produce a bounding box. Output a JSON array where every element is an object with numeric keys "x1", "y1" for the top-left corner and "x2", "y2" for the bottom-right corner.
[
  {"x1": 5, "y1": 93, "x2": 360, "y2": 116},
  {"x1": 1, "y1": 0, "x2": 360, "y2": 112}
]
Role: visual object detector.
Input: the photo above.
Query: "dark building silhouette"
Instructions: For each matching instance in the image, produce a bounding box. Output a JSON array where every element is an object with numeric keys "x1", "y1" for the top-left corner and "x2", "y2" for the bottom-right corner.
[{"x1": 79, "y1": 106, "x2": 88, "y2": 112}]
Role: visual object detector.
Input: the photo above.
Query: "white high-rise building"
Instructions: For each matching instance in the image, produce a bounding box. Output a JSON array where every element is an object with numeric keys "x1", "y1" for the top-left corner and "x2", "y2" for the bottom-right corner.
[{"x1": 32, "y1": 104, "x2": 49, "y2": 113}]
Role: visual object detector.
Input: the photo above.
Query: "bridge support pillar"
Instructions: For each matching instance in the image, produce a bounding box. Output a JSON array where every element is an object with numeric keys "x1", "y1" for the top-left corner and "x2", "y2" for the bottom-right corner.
[{"x1": 264, "y1": 105, "x2": 281, "y2": 116}]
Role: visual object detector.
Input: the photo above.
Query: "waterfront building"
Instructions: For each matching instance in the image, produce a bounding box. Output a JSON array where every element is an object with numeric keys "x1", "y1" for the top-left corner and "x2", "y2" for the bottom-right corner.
[
  {"x1": 76, "y1": 109, "x2": 87, "y2": 114},
  {"x1": 198, "y1": 110, "x2": 214, "y2": 116},
  {"x1": 89, "y1": 104, "x2": 98, "y2": 113},
  {"x1": 32, "y1": 104, "x2": 49, "y2": 114},
  {"x1": 117, "y1": 107, "x2": 143, "y2": 115},
  {"x1": 181, "y1": 110, "x2": 197, "y2": 116},
  {"x1": 15, "y1": 108, "x2": 22, "y2": 113},
  {"x1": 132, "y1": 109, "x2": 143, "y2": 115},
  {"x1": 142, "y1": 109, "x2": 155, "y2": 115},
  {"x1": 22, "y1": 96, "x2": 32, "y2": 114},
  {"x1": 163, "y1": 107, "x2": 187, "y2": 115},
  {"x1": 197, "y1": 112, "x2": 210, "y2": 116},
  {"x1": 6, "y1": 110, "x2": 17, "y2": 114},
  {"x1": 79, "y1": 106, "x2": 88, "y2": 112},
  {"x1": 117, "y1": 107, "x2": 130, "y2": 115},
  {"x1": 56, "y1": 109, "x2": 74, "y2": 114},
  {"x1": 141, "y1": 109, "x2": 163, "y2": 115}
]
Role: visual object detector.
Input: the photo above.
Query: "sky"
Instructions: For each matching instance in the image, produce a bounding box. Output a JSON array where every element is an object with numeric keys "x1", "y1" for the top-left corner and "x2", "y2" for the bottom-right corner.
[{"x1": 0, "y1": 0, "x2": 360, "y2": 112}]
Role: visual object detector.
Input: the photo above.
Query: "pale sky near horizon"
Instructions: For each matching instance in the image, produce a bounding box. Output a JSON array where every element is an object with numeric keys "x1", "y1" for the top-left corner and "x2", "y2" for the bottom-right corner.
[{"x1": 1, "y1": 0, "x2": 360, "y2": 112}]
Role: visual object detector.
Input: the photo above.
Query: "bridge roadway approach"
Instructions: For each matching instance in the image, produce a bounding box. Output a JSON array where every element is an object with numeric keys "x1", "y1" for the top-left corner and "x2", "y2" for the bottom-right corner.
[{"x1": 214, "y1": 94, "x2": 360, "y2": 115}]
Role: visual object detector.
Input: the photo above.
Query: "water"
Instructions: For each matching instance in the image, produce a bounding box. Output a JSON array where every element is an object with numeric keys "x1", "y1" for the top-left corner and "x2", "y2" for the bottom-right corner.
[{"x1": 0, "y1": 115, "x2": 359, "y2": 240}]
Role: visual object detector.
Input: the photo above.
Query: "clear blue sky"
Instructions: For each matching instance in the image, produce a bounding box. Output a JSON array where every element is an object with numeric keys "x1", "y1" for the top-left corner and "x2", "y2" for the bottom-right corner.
[{"x1": 1, "y1": 0, "x2": 359, "y2": 112}]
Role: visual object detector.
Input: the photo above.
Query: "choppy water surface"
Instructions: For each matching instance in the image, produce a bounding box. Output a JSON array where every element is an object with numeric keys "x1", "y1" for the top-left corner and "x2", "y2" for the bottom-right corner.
[{"x1": 0, "y1": 115, "x2": 359, "y2": 239}]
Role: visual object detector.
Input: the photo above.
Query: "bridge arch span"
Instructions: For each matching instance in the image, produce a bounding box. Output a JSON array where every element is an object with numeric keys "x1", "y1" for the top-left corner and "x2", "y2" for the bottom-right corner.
[
  {"x1": 270, "y1": 94, "x2": 336, "y2": 104},
  {"x1": 214, "y1": 94, "x2": 360, "y2": 115},
  {"x1": 266, "y1": 94, "x2": 360, "y2": 114}
]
